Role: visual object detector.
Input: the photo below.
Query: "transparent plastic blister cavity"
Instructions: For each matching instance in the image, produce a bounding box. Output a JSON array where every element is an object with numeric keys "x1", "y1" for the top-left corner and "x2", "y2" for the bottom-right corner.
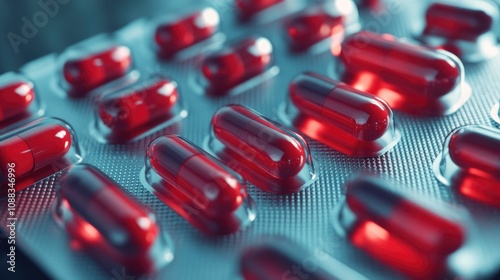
[
  {"x1": 90, "y1": 75, "x2": 187, "y2": 144},
  {"x1": 433, "y1": 125, "x2": 500, "y2": 208},
  {"x1": 413, "y1": 0, "x2": 500, "y2": 63},
  {"x1": 278, "y1": 72, "x2": 401, "y2": 157},
  {"x1": 1, "y1": 0, "x2": 500, "y2": 279},
  {"x1": 151, "y1": 6, "x2": 226, "y2": 60},
  {"x1": 205, "y1": 104, "x2": 316, "y2": 194},
  {"x1": 0, "y1": 71, "x2": 44, "y2": 129},
  {"x1": 330, "y1": 31, "x2": 472, "y2": 116},
  {"x1": 53, "y1": 164, "x2": 174, "y2": 276},
  {"x1": 285, "y1": 0, "x2": 361, "y2": 53},
  {"x1": 0, "y1": 117, "x2": 82, "y2": 196},
  {"x1": 332, "y1": 176, "x2": 492, "y2": 279}
]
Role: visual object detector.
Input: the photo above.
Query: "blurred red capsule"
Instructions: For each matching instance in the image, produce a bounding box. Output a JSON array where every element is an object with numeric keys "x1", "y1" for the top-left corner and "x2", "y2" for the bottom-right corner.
[
  {"x1": 0, "y1": 79, "x2": 35, "y2": 122},
  {"x1": 424, "y1": 2, "x2": 495, "y2": 42},
  {"x1": 342, "y1": 177, "x2": 465, "y2": 278},
  {"x1": 287, "y1": 8, "x2": 344, "y2": 51},
  {"x1": 420, "y1": 1, "x2": 499, "y2": 62},
  {"x1": 436, "y1": 126, "x2": 500, "y2": 208},
  {"x1": 288, "y1": 72, "x2": 397, "y2": 156},
  {"x1": 155, "y1": 8, "x2": 220, "y2": 56},
  {"x1": 146, "y1": 135, "x2": 255, "y2": 235},
  {"x1": 57, "y1": 164, "x2": 173, "y2": 275},
  {"x1": 201, "y1": 37, "x2": 273, "y2": 92},
  {"x1": 63, "y1": 45, "x2": 132, "y2": 95},
  {"x1": 98, "y1": 77, "x2": 178, "y2": 136},
  {"x1": 240, "y1": 237, "x2": 368, "y2": 280}
]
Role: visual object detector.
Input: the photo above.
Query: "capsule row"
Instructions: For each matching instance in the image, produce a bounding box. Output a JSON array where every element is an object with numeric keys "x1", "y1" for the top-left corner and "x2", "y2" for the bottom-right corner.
[
  {"x1": 5, "y1": 119, "x2": 492, "y2": 277},
  {"x1": 19, "y1": 0, "x2": 498, "y2": 101}
]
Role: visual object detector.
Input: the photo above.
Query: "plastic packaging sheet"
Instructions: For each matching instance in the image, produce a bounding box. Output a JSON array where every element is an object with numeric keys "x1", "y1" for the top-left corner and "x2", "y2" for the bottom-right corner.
[{"x1": 1, "y1": 0, "x2": 500, "y2": 279}]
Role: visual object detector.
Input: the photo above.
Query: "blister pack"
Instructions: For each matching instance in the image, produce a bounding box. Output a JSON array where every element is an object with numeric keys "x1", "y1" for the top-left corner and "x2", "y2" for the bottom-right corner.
[{"x1": 1, "y1": 0, "x2": 500, "y2": 279}]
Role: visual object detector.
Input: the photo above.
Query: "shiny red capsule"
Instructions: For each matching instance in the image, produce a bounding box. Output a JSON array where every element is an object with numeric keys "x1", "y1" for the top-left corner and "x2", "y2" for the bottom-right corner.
[
  {"x1": 212, "y1": 105, "x2": 311, "y2": 194},
  {"x1": 421, "y1": 1, "x2": 499, "y2": 61},
  {"x1": 342, "y1": 177, "x2": 465, "y2": 278},
  {"x1": 289, "y1": 72, "x2": 397, "y2": 156},
  {"x1": 0, "y1": 122, "x2": 72, "y2": 192},
  {"x1": 236, "y1": 0, "x2": 283, "y2": 19},
  {"x1": 63, "y1": 45, "x2": 132, "y2": 95},
  {"x1": 155, "y1": 7, "x2": 220, "y2": 56},
  {"x1": 201, "y1": 37, "x2": 273, "y2": 92},
  {"x1": 0, "y1": 79, "x2": 35, "y2": 122},
  {"x1": 240, "y1": 237, "x2": 368, "y2": 280},
  {"x1": 57, "y1": 164, "x2": 173, "y2": 275},
  {"x1": 287, "y1": 8, "x2": 344, "y2": 51},
  {"x1": 339, "y1": 31, "x2": 466, "y2": 115},
  {"x1": 146, "y1": 135, "x2": 254, "y2": 235},
  {"x1": 98, "y1": 77, "x2": 179, "y2": 136},
  {"x1": 437, "y1": 126, "x2": 500, "y2": 208},
  {"x1": 424, "y1": 2, "x2": 495, "y2": 42}
]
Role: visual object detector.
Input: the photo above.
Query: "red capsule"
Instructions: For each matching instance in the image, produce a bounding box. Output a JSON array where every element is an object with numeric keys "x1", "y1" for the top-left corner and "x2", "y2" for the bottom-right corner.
[
  {"x1": 63, "y1": 45, "x2": 132, "y2": 94},
  {"x1": 201, "y1": 37, "x2": 273, "y2": 92},
  {"x1": 212, "y1": 105, "x2": 310, "y2": 194},
  {"x1": 438, "y1": 126, "x2": 500, "y2": 208},
  {"x1": 289, "y1": 72, "x2": 396, "y2": 157},
  {"x1": 342, "y1": 177, "x2": 465, "y2": 278},
  {"x1": 240, "y1": 237, "x2": 368, "y2": 280},
  {"x1": 421, "y1": 1, "x2": 499, "y2": 61},
  {"x1": 0, "y1": 79, "x2": 35, "y2": 122},
  {"x1": 147, "y1": 135, "x2": 254, "y2": 235},
  {"x1": 0, "y1": 122, "x2": 72, "y2": 192},
  {"x1": 98, "y1": 77, "x2": 178, "y2": 136},
  {"x1": 57, "y1": 164, "x2": 172, "y2": 275},
  {"x1": 424, "y1": 2, "x2": 495, "y2": 42},
  {"x1": 236, "y1": 0, "x2": 284, "y2": 19},
  {"x1": 449, "y1": 126, "x2": 500, "y2": 176},
  {"x1": 287, "y1": 7, "x2": 344, "y2": 51},
  {"x1": 155, "y1": 8, "x2": 220, "y2": 56},
  {"x1": 339, "y1": 31, "x2": 465, "y2": 115}
]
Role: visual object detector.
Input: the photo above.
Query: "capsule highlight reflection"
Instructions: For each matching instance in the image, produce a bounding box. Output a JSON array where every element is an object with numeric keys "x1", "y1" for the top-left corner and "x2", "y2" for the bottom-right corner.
[
  {"x1": 335, "y1": 176, "x2": 466, "y2": 279},
  {"x1": 434, "y1": 125, "x2": 500, "y2": 208},
  {"x1": 286, "y1": 72, "x2": 399, "y2": 157},
  {"x1": 143, "y1": 135, "x2": 255, "y2": 235},
  {"x1": 210, "y1": 105, "x2": 315, "y2": 194},
  {"x1": 55, "y1": 164, "x2": 173, "y2": 275},
  {"x1": 0, "y1": 78, "x2": 35, "y2": 123},
  {"x1": 338, "y1": 31, "x2": 470, "y2": 115}
]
